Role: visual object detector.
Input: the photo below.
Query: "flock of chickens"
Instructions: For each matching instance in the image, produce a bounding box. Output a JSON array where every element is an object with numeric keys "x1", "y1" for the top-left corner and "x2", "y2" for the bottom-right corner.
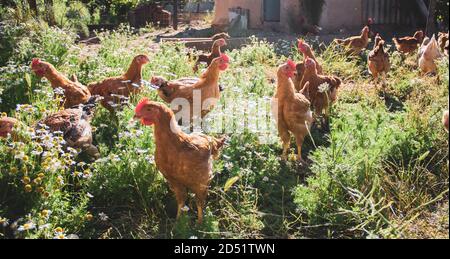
[{"x1": 0, "y1": 27, "x2": 449, "y2": 224}]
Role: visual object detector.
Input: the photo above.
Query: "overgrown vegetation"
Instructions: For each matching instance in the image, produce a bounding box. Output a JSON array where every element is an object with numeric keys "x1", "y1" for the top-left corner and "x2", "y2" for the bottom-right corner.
[{"x1": 0, "y1": 17, "x2": 449, "y2": 239}]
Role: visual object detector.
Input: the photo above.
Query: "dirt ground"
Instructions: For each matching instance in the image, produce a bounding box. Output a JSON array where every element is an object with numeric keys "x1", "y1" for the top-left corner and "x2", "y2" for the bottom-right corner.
[{"x1": 78, "y1": 20, "x2": 423, "y2": 57}]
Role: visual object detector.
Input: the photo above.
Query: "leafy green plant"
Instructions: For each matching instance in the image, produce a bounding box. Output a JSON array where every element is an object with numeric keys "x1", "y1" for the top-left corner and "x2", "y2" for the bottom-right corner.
[{"x1": 54, "y1": 1, "x2": 92, "y2": 37}]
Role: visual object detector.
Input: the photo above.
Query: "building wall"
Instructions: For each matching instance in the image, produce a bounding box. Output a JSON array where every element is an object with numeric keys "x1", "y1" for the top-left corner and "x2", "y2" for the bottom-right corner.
[
  {"x1": 213, "y1": 0, "x2": 264, "y2": 29},
  {"x1": 319, "y1": 0, "x2": 363, "y2": 31},
  {"x1": 213, "y1": 0, "x2": 363, "y2": 32},
  {"x1": 281, "y1": 0, "x2": 303, "y2": 32}
]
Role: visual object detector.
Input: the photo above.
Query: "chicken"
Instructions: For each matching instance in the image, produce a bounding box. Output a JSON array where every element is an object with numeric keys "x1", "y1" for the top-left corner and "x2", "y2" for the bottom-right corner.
[
  {"x1": 211, "y1": 32, "x2": 230, "y2": 42},
  {"x1": 294, "y1": 39, "x2": 323, "y2": 91},
  {"x1": 443, "y1": 110, "x2": 449, "y2": 133},
  {"x1": 419, "y1": 35, "x2": 442, "y2": 75},
  {"x1": 0, "y1": 117, "x2": 18, "y2": 139},
  {"x1": 294, "y1": 62, "x2": 306, "y2": 92},
  {"x1": 297, "y1": 39, "x2": 323, "y2": 74},
  {"x1": 133, "y1": 99, "x2": 225, "y2": 223},
  {"x1": 193, "y1": 38, "x2": 227, "y2": 72},
  {"x1": 31, "y1": 58, "x2": 91, "y2": 108},
  {"x1": 39, "y1": 100, "x2": 100, "y2": 159},
  {"x1": 393, "y1": 30, "x2": 424, "y2": 55},
  {"x1": 373, "y1": 32, "x2": 383, "y2": 46},
  {"x1": 445, "y1": 39, "x2": 449, "y2": 57},
  {"x1": 419, "y1": 36, "x2": 431, "y2": 57},
  {"x1": 271, "y1": 60, "x2": 313, "y2": 163},
  {"x1": 368, "y1": 34, "x2": 390, "y2": 88},
  {"x1": 299, "y1": 58, "x2": 342, "y2": 118},
  {"x1": 88, "y1": 54, "x2": 150, "y2": 112},
  {"x1": 438, "y1": 32, "x2": 448, "y2": 54},
  {"x1": 334, "y1": 26, "x2": 370, "y2": 55},
  {"x1": 151, "y1": 54, "x2": 230, "y2": 124}
]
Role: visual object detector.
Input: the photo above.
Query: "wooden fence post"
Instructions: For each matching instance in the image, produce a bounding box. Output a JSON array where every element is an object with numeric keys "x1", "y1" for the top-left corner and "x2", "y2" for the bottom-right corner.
[
  {"x1": 426, "y1": 0, "x2": 437, "y2": 36},
  {"x1": 173, "y1": 0, "x2": 179, "y2": 30}
]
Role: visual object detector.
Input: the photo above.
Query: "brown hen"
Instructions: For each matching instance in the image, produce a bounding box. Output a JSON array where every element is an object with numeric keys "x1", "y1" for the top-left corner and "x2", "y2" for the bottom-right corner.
[
  {"x1": 272, "y1": 60, "x2": 313, "y2": 163},
  {"x1": 134, "y1": 99, "x2": 225, "y2": 223},
  {"x1": 294, "y1": 39, "x2": 323, "y2": 91},
  {"x1": 151, "y1": 54, "x2": 230, "y2": 125},
  {"x1": 88, "y1": 54, "x2": 150, "y2": 112},
  {"x1": 419, "y1": 36, "x2": 442, "y2": 75},
  {"x1": 211, "y1": 32, "x2": 230, "y2": 42},
  {"x1": 368, "y1": 34, "x2": 390, "y2": 88},
  {"x1": 193, "y1": 39, "x2": 227, "y2": 72},
  {"x1": 299, "y1": 58, "x2": 342, "y2": 118},
  {"x1": 31, "y1": 59, "x2": 91, "y2": 108},
  {"x1": 334, "y1": 26, "x2": 370, "y2": 55},
  {"x1": 393, "y1": 30, "x2": 424, "y2": 55},
  {"x1": 40, "y1": 103, "x2": 100, "y2": 158}
]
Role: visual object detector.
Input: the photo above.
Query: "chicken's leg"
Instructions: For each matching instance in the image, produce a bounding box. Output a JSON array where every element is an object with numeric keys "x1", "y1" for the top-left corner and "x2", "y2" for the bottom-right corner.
[
  {"x1": 171, "y1": 183, "x2": 187, "y2": 220},
  {"x1": 373, "y1": 75, "x2": 379, "y2": 89},
  {"x1": 280, "y1": 131, "x2": 291, "y2": 160},
  {"x1": 278, "y1": 118, "x2": 291, "y2": 160},
  {"x1": 195, "y1": 188, "x2": 208, "y2": 224},
  {"x1": 295, "y1": 134, "x2": 307, "y2": 164},
  {"x1": 381, "y1": 72, "x2": 387, "y2": 90}
]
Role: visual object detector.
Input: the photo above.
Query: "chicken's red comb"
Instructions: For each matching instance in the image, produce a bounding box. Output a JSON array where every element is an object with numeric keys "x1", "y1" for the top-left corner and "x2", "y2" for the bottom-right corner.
[
  {"x1": 287, "y1": 59, "x2": 296, "y2": 70},
  {"x1": 135, "y1": 98, "x2": 150, "y2": 113},
  {"x1": 221, "y1": 53, "x2": 230, "y2": 63},
  {"x1": 31, "y1": 58, "x2": 40, "y2": 66}
]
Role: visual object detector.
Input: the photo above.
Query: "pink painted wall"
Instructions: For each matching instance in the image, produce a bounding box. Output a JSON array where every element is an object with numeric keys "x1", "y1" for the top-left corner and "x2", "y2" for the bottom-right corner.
[
  {"x1": 213, "y1": 0, "x2": 264, "y2": 29},
  {"x1": 213, "y1": 0, "x2": 364, "y2": 32},
  {"x1": 319, "y1": 0, "x2": 363, "y2": 31}
]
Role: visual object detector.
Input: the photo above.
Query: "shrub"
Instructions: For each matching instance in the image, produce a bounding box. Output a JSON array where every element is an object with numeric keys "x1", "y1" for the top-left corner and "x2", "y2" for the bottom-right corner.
[{"x1": 54, "y1": 1, "x2": 92, "y2": 38}]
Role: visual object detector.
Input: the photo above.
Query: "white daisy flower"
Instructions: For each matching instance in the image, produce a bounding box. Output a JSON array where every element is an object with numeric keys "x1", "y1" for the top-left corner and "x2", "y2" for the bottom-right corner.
[{"x1": 18, "y1": 222, "x2": 36, "y2": 232}]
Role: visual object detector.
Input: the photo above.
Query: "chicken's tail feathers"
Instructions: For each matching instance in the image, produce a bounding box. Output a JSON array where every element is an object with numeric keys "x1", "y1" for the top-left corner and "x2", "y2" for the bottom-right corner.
[
  {"x1": 210, "y1": 135, "x2": 227, "y2": 159},
  {"x1": 70, "y1": 74, "x2": 79, "y2": 83},
  {"x1": 327, "y1": 77, "x2": 342, "y2": 90}
]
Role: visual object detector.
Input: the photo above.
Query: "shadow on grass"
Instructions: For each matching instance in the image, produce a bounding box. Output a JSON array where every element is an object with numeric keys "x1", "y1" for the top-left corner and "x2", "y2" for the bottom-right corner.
[{"x1": 380, "y1": 91, "x2": 405, "y2": 112}]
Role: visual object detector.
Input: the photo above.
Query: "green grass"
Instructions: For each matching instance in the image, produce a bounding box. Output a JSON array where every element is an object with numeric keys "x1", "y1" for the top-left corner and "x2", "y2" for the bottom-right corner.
[{"x1": 0, "y1": 23, "x2": 448, "y2": 239}]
